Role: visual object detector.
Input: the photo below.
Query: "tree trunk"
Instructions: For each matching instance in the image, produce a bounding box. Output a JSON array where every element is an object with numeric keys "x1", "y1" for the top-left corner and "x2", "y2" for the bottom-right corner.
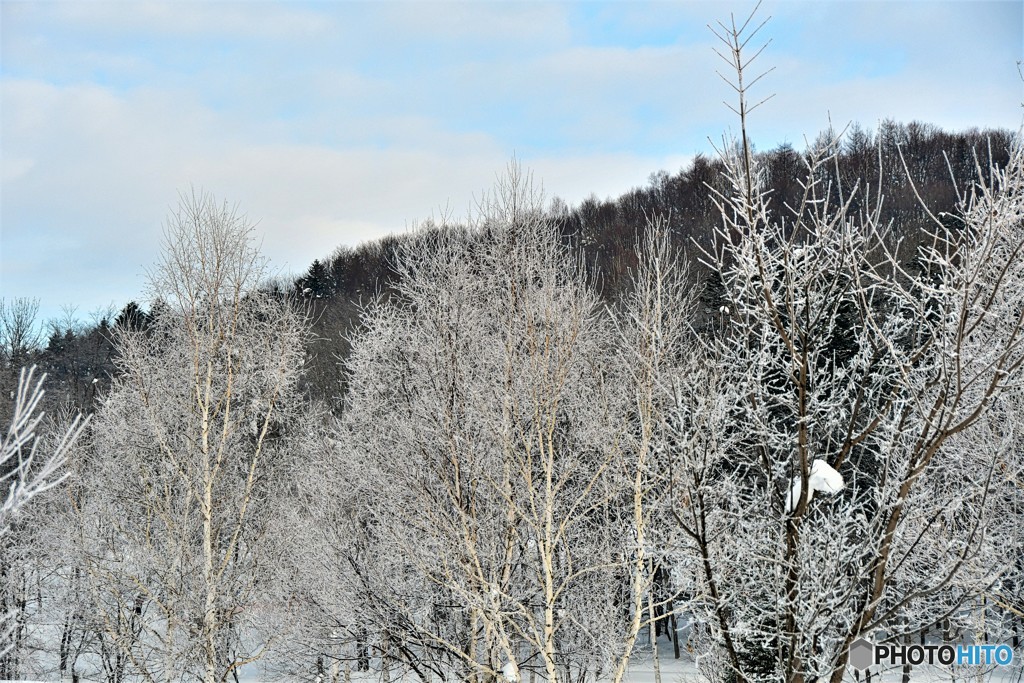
[
  {"x1": 648, "y1": 561, "x2": 662, "y2": 683},
  {"x1": 668, "y1": 598, "x2": 680, "y2": 659}
]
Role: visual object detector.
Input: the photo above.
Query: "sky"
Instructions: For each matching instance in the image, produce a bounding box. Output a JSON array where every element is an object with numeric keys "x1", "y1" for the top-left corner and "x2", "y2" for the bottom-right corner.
[{"x1": 1, "y1": 0, "x2": 1022, "y2": 326}]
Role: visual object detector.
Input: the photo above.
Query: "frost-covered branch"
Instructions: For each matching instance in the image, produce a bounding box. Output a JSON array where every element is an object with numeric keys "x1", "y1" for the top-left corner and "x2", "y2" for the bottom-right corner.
[
  {"x1": 1, "y1": 366, "x2": 86, "y2": 660},
  {"x1": 1, "y1": 366, "x2": 85, "y2": 536}
]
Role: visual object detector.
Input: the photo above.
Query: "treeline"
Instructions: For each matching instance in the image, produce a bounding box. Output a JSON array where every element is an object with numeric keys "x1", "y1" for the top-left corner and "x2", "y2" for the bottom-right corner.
[
  {"x1": 1, "y1": 119, "x2": 1014, "y2": 417},
  {"x1": 288, "y1": 119, "x2": 1015, "y2": 406}
]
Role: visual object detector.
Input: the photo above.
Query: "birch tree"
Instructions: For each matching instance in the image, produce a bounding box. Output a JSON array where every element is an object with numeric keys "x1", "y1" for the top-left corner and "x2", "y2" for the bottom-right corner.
[
  {"x1": 73, "y1": 190, "x2": 310, "y2": 683},
  {"x1": 338, "y1": 165, "x2": 637, "y2": 683},
  {"x1": 606, "y1": 220, "x2": 699, "y2": 683}
]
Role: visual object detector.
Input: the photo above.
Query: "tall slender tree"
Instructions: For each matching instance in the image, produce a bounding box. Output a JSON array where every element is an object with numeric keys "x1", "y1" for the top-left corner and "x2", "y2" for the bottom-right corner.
[{"x1": 73, "y1": 190, "x2": 310, "y2": 683}]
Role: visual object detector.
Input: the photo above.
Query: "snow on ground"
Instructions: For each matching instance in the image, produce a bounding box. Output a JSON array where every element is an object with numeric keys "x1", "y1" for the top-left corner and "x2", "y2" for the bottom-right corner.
[
  {"x1": 5, "y1": 635, "x2": 1020, "y2": 683},
  {"x1": 618, "y1": 642, "x2": 1023, "y2": 683},
  {"x1": 621, "y1": 648, "x2": 1024, "y2": 683}
]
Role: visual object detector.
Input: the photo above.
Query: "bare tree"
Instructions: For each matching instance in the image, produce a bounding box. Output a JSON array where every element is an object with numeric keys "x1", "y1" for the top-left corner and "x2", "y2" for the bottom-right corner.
[
  {"x1": 654, "y1": 8, "x2": 1024, "y2": 682},
  {"x1": 332, "y1": 163, "x2": 638, "y2": 683},
  {"x1": 72, "y1": 190, "x2": 310, "y2": 683},
  {"x1": 0, "y1": 298, "x2": 42, "y2": 368},
  {"x1": 606, "y1": 219, "x2": 699, "y2": 683},
  {"x1": 1, "y1": 367, "x2": 86, "y2": 673}
]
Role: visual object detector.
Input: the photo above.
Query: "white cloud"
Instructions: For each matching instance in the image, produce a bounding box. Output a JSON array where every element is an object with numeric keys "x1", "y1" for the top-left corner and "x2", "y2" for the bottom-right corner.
[
  {"x1": 1, "y1": 156, "x2": 35, "y2": 184},
  {"x1": 47, "y1": 1, "x2": 332, "y2": 40},
  {"x1": 1, "y1": 0, "x2": 1020, "y2": 323},
  {"x1": 373, "y1": 2, "x2": 572, "y2": 51},
  {"x1": 2, "y1": 74, "x2": 685, "y2": 319}
]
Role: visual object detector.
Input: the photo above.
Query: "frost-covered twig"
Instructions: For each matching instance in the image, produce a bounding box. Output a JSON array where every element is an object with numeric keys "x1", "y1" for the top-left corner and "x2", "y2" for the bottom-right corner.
[
  {"x1": 1, "y1": 365, "x2": 86, "y2": 658},
  {"x1": 1, "y1": 366, "x2": 85, "y2": 535}
]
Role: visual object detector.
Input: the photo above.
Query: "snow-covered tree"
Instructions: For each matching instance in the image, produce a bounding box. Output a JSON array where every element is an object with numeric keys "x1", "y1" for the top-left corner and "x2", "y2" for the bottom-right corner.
[
  {"x1": 607, "y1": 219, "x2": 700, "y2": 683},
  {"x1": 71, "y1": 190, "x2": 310, "y2": 683},
  {"x1": 333, "y1": 164, "x2": 638, "y2": 683},
  {"x1": 1, "y1": 367, "x2": 86, "y2": 673},
  {"x1": 655, "y1": 10, "x2": 1024, "y2": 682}
]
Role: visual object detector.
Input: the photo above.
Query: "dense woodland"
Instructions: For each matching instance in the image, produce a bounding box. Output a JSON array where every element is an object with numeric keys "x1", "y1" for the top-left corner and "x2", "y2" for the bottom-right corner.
[{"x1": 2, "y1": 108, "x2": 1021, "y2": 683}]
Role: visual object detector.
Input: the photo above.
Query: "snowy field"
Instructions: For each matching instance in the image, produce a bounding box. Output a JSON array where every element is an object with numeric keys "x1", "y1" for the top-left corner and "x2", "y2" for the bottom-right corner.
[
  {"x1": 4, "y1": 625, "x2": 1022, "y2": 683},
  {"x1": 4, "y1": 646, "x2": 1023, "y2": 683},
  {"x1": 617, "y1": 646, "x2": 1024, "y2": 683},
  {"x1": 2, "y1": 596, "x2": 1020, "y2": 683},
  {"x1": 307, "y1": 638, "x2": 1024, "y2": 683}
]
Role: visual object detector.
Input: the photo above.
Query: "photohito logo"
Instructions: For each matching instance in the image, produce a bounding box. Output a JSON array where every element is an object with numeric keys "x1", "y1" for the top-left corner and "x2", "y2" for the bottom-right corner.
[{"x1": 849, "y1": 638, "x2": 1015, "y2": 669}]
